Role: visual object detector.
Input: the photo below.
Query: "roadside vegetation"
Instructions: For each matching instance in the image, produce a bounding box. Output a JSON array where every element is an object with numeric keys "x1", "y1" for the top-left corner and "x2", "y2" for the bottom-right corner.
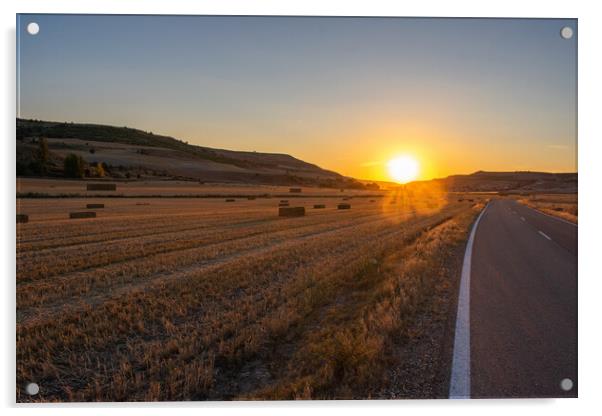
[{"x1": 516, "y1": 193, "x2": 577, "y2": 223}]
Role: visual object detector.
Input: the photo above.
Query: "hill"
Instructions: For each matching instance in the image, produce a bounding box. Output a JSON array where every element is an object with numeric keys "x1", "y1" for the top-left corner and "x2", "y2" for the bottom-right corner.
[
  {"x1": 16, "y1": 119, "x2": 366, "y2": 189},
  {"x1": 409, "y1": 170, "x2": 577, "y2": 193}
]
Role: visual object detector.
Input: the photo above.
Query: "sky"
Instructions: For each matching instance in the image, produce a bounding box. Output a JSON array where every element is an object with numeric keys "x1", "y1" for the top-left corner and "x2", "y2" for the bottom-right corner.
[{"x1": 17, "y1": 15, "x2": 577, "y2": 181}]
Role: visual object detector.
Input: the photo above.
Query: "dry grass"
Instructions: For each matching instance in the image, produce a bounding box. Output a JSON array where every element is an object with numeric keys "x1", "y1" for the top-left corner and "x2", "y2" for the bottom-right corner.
[
  {"x1": 516, "y1": 193, "x2": 577, "y2": 223},
  {"x1": 16, "y1": 189, "x2": 484, "y2": 401}
]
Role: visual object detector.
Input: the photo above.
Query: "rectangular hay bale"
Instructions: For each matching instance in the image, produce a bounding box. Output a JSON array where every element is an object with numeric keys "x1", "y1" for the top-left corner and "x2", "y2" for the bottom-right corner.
[
  {"x1": 86, "y1": 203, "x2": 105, "y2": 209},
  {"x1": 86, "y1": 183, "x2": 117, "y2": 191},
  {"x1": 313, "y1": 204, "x2": 326, "y2": 209},
  {"x1": 337, "y1": 203, "x2": 351, "y2": 210},
  {"x1": 225, "y1": 199, "x2": 236, "y2": 202},
  {"x1": 289, "y1": 188, "x2": 302, "y2": 193},
  {"x1": 16, "y1": 214, "x2": 29, "y2": 223},
  {"x1": 279, "y1": 206, "x2": 305, "y2": 217},
  {"x1": 70, "y1": 211, "x2": 96, "y2": 219}
]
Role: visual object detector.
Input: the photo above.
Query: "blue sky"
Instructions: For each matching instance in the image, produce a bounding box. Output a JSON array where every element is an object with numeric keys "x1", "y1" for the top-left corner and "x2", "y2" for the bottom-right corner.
[{"x1": 17, "y1": 15, "x2": 577, "y2": 180}]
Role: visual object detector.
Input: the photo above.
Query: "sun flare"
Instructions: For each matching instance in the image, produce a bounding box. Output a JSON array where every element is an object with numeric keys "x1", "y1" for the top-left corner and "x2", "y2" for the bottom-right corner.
[{"x1": 387, "y1": 156, "x2": 419, "y2": 184}]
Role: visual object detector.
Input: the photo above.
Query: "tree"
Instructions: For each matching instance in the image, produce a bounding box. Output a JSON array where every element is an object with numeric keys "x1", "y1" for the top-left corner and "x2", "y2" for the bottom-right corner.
[
  {"x1": 38, "y1": 137, "x2": 49, "y2": 174},
  {"x1": 64, "y1": 154, "x2": 84, "y2": 178}
]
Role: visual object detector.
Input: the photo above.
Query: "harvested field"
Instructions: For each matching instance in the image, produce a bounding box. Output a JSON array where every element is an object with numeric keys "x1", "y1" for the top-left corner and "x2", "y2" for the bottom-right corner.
[
  {"x1": 17, "y1": 178, "x2": 384, "y2": 199},
  {"x1": 16, "y1": 187, "x2": 486, "y2": 401}
]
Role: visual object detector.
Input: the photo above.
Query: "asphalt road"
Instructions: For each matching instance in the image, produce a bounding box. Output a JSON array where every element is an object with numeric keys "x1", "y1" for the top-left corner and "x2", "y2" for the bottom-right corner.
[{"x1": 468, "y1": 199, "x2": 577, "y2": 398}]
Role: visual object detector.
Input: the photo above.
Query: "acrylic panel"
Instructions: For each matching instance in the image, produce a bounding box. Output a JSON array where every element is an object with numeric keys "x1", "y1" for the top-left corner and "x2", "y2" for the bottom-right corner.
[{"x1": 16, "y1": 14, "x2": 577, "y2": 402}]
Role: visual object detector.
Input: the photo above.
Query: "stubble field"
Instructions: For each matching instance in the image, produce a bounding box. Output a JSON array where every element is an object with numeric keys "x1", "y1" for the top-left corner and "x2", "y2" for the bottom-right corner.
[{"x1": 16, "y1": 185, "x2": 484, "y2": 401}]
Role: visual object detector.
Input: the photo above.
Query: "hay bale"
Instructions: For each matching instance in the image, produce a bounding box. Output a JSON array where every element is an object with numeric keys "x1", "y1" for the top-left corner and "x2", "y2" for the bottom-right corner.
[
  {"x1": 289, "y1": 188, "x2": 302, "y2": 193},
  {"x1": 16, "y1": 214, "x2": 29, "y2": 223},
  {"x1": 225, "y1": 199, "x2": 236, "y2": 202},
  {"x1": 338, "y1": 203, "x2": 351, "y2": 210},
  {"x1": 135, "y1": 202, "x2": 150, "y2": 206},
  {"x1": 70, "y1": 211, "x2": 96, "y2": 219},
  {"x1": 458, "y1": 199, "x2": 464, "y2": 202},
  {"x1": 86, "y1": 183, "x2": 117, "y2": 191},
  {"x1": 369, "y1": 200, "x2": 376, "y2": 203},
  {"x1": 279, "y1": 206, "x2": 305, "y2": 217},
  {"x1": 86, "y1": 203, "x2": 105, "y2": 209},
  {"x1": 313, "y1": 204, "x2": 326, "y2": 209}
]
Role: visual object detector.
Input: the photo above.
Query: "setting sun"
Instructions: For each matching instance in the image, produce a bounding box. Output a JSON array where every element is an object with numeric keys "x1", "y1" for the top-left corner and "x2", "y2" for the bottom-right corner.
[{"x1": 387, "y1": 156, "x2": 420, "y2": 184}]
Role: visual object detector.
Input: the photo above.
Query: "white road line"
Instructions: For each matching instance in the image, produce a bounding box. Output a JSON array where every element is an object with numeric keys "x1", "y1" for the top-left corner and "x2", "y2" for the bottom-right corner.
[
  {"x1": 449, "y1": 202, "x2": 489, "y2": 399},
  {"x1": 538, "y1": 230, "x2": 552, "y2": 241}
]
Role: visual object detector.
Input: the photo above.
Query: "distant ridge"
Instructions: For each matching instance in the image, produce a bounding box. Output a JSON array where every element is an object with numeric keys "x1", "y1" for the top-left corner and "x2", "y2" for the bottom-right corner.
[{"x1": 409, "y1": 170, "x2": 577, "y2": 193}]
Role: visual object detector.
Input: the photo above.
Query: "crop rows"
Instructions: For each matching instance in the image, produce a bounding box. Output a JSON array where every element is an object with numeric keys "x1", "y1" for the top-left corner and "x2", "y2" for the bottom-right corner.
[{"x1": 16, "y1": 195, "x2": 477, "y2": 401}]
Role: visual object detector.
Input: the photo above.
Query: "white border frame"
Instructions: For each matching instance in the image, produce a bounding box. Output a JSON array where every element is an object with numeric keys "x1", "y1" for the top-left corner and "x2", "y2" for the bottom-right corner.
[{"x1": 3, "y1": 1, "x2": 601, "y2": 415}]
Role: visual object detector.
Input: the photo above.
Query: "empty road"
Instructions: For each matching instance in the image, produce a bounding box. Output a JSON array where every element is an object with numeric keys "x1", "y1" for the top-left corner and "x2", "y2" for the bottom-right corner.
[{"x1": 451, "y1": 199, "x2": 577, "y2": 399}]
